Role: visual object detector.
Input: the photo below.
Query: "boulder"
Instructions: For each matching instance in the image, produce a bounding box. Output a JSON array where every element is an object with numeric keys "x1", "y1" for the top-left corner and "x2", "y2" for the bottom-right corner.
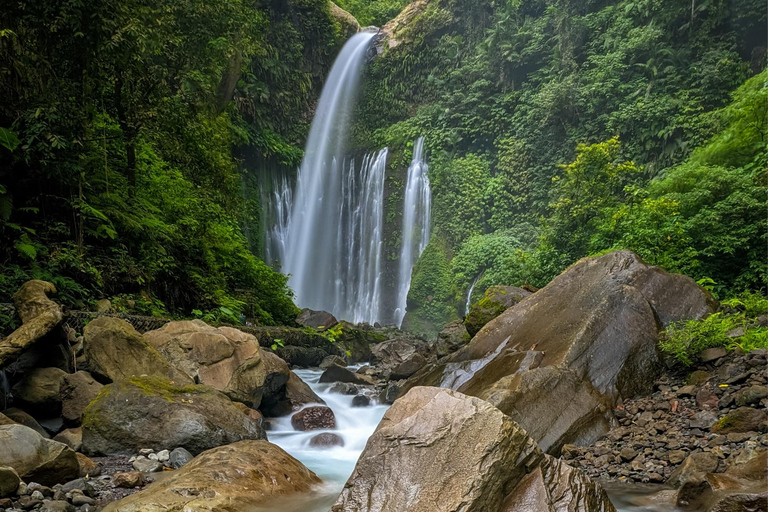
[
  {"x1": 144, "y1": 320, "x2": 271, "y2": 403},
  {"x1": 320, "y1": 355, "x2": 347, "y2": 369},
  {"x1": 53, "y1": 428, "x2": 82, "y2": 452},
  {"x1": 402, "y1": 251, "x2": 715, "y2": 454},
  {"x1": 2, "y1": 408, "x2": 49, "y2": 438},
  {"x1": 667, "y1": 452, "x2": 720, "y2": 487},
  {"x1": 0, "y1": 281, "x2": 64, "y2": 369},
  {"x1": 332, "y1": 387, "x2": 615, "y2": 512},
  {"x1": 712, "y1": 407, "x2": 768, "y2": 434},
  {"x1": 390, "y1": 352, "x2": 427, "y2": 380},
  {"x1": 319, "y1": 364, "x2": 376, "y2": 386},
  {"x1": 81, "y1": 376, "x2": 266, "y2": 456},
  {"x1": 257, "y1": 352, "x2": 323, "y2": 417},
  {"x1": 0, "y1": 424, "x2": 78, "y2": 486},
  {"x1": 274, "y1": 345, "x2": 329, "y2": 367},
  {"x1": 309, "y1": 432, "x2": 344, "y2": 448},
  {"x1": 291, "y1": 406, "x2": 336, "y2": 431},
  {"x1": 0, "y1": 466, "x2": 20, "y2": 497},
  {"x1": 83, "y1": 317, "x2": 192, "y2": 385},
  {"x1": 167, "y1": 447, "x2": 193, "y2": 469},
  {"x1": 12, "y1": 367, "x2": 66, "y2": 415},
  {"x1": 329, "y1": 2, "x2": 360, "y2": 39},
  {"x1": 75, "y1": 453, "x2": 100, "y2": 477},
  {"x1": 295, "y1": 309, "x2": 338, "y2": 330},
  {"x1": 60, "y1": 371, "x2": 103, "y2": 424},
  {"x1": 112, "y1": 471, "x2": 145, "y2": 488},
  {"x1": 370, "y1": 338, "x2": 421, "y2": 368},
  {"x1": 464, "y1": 285, "x2": 531, "y2": 337},
  {"x1": 102, "y1": 441, "x2": 320, "y2": 512},
  {"x1": 434, "y1": 320, "x2": 470, "y2": 357},
  {"x1": 675, "y1": 452, "x2": 767, "y2": 510}
]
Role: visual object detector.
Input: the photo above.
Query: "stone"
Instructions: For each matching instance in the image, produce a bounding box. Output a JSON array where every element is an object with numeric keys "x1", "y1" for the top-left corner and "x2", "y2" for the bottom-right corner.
[
  {"x1": 295, "y1": 309, "x2": 338, "y2": 330},
  {"x1": 378, "y1": 381, "x2": 402, "y2": 404},
  {"x1": 370, "y1": 338, "x2": 424, "y2": 370},
  {"x1": 733, "y1": 385, "x2": 768, "y2": 406},
  {"x1": 351, "y1": 395, "x2": 371, "y2": 407},
  {"x1": 71, "y1": 494, "x2": 94, "y2": 506},
  {"x1": 2, "y1": 408, "x2": 49, "y2": 438},
  {"x1": 464, "y1": 285, "x2": 531, "y2": 337},
  {"x1": 699, "y1": 347, "x2": 727, "y2": 363},
  {"x1": 434, "y1": 320, "x2": 470, "y2": 357},
  {"x1": 59, "y1": 372, "x2": 103, "y2": 424},
  {"x1": 390, "y1": 352, "x2": 427, "y2": 380},
  {"x1": 132, "y1": 458, "x2": 162, "y2": 473},
  {"x1": 696, "y1": 388, "x2": 719, "y2": 410},
  {"x1": 319, "y1": 364, "x2": 375, "y2": 386},
  {"x1": 620, "y1": 447, "x2": 638, "y2": 461},
  {"x1": 712, "y1": 407, "x2": 768, "y2": 434},
  {"x1": 52, "y1": 428, "x2": 82, "y2": 452},
  {"x1": 668, "y1": 450, "x2": 686, "y2": 464},
  {"x1": 12, "y1": 368, "x2": 66, "y2": 415},
  {"x1": 677, "y1": 385, "x2": 696, "y2": 397},
  {"x1": 309, "y1": 433, "x2": 345, "y2": 448},
  {"x1": 402, "y1": 251, "x2": 715, "y2": 454},
  {"x1": 39, "y1": 500, "x2": 75, "y2": 512},
  {"x1": 83, "y1": 317, "x2": 192, "y2": 385},
  {"x1": 81, "y1": 376, "x2": 266, "y2": 456},
  {"x1": 0, "y1": 281, "x2": 64, "y2": 369},
  {"x1": 75, "y1": 453, "x2": 99, "y2": 477},
  {"x1": 667, "y1": 452, "x2": 719, "y2": 486},
  {"x1": 61, "y1": 478, "x2": 95, "y2": 497},
  {"x1": 101, "y1": 441, "x2": 320, "y2": 511},
  {"x1": 155, "y1": 449, "x2": 169, "y2": 462},
  {"x1": 274, "y1": 345, "x2": 329, "y2": 368},
  {"x1": 329, "y1": 2, "x2": 360, "y2": 39},
  {"x1": 687, "y1": 370, "x2": 711, "y2": 385},
  {"x1": 320, "y1": 355, "x2": 347, "y2": 369},
  {"x1": 112, "y1": 471, "x2": 145, "y2": 488},
  {"x1": 0, "y1": 466, "x2": 20, "y2": 497},
  {"x1": 290, "y1": 406, "x2": 336, "y2": 431},
  {"x1": 168, "y1": 447, "x2": 193, "y2": 469},
  {"x1": 257, "y1": 353, "x2": 324, "y2": 417},
  {"x1": 0, "y1": 425, "x2": 78, "y2": 486},
  {"x1": 332, "y1": 387, "x2": 615, "y2": 512},
  {"x1": 690, "y1": 410, "x2": 718, "y2": 429}
]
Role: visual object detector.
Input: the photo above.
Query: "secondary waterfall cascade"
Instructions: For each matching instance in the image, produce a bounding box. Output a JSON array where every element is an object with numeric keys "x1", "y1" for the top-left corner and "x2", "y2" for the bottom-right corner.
[
  {"x1": 394, "y1": 136, "x2": 432, "y2": 327},
  {"x1": 262, "y1": 32, "x2": 432, "y2": 326}
]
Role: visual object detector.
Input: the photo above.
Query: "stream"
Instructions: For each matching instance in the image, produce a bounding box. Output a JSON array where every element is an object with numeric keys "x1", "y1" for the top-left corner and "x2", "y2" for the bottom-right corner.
[{"x1": 257, "y1": 366, "x2": 678, "y2": 512}]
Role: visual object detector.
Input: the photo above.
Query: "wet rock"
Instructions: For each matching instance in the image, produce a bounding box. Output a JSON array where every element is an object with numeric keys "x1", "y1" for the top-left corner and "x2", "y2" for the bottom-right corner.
[
  {"x1": 0, "y1": 424, "x2": 78, "y2": 486},
  {"x1": 712, "y1": 407, "x2": 768, "y2": 434},
  {"x1": 378, "y1": 381, "x2": 402, "y2": 404},
  {"x1": 403, "y1": 251, "x2": 715, "y2": 454},
  {"x1": 59, "y1": 372, "x2": 103, "y2": 424},
  {"x1": 258, "y1": 352, "x2": 324, "y2": 416},
  {"x1": 102, "y1": 441, "x2": 320, "y2": 511},
  {"x1": 83, "y1": 317, "x2": 192, "y2": 385},
  {"x1": 295, "y1": 309, "x2": 338, "y2": 331},
  {"x1": 332, "y1": 387, "x2": 615, "y2": 512},
  {"x1": 168, "y1": 447, "x2": 193, "y2": 469},
  {"x1": 112, "y1": 471, "x2": 145, "y2": 488},
  {"x1": 464, "y1": 285, "x2": 531, "y2": 337},
  {"x1": 319, "y1": 364, "x2": 375, "y2": 386},
  {"x1": 81, "y1": 376, "x2": 266, "y2": 456},
  {"x1": 320, "y1": 355, "x2": 347, "y2": 369},
  {"x1": 668, "y1": 452, "x2": 719, "y2": 486},
  {"x1": 291, "y1": 406, "x2": 336, "y2": 431},
  {"x1": 309, "y1": 433, "x2": 344, "y2": 448},
  {"x1": 351, "y1": 395, "x2": 371, "y2": 407}
]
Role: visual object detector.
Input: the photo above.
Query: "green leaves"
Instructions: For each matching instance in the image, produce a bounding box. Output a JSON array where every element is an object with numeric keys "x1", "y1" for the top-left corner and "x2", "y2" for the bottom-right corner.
[{"x1": 0, "y1": 128, "x2": 20, "y2": 151}]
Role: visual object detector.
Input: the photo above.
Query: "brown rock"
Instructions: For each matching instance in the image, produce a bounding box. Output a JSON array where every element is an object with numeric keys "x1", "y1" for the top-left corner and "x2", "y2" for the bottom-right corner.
[
  {"x1": 112, "y1": 471, "x2": 145, "y2": 488},
  {"x1": 12, "y1": 367, "x2": 66, "y2": 414},
  {"x1": 83, "y1": 317, "x2": 192, "y2": 385},
  {"x1": 0, "y1": 466, "x2": 20, "y2": 498},
  {"x1": 733, "y1": 385, "x2": 768, "y2": 407},
  {"x1": 696, "y1": 388, "x2": 719, "y2": 410},
  {"x1": 102, "y1": 441, "x2": 320, "y2": 511},
  {"x1": 699, "y1": 348, "x2": 727, "y2": 363},
  {"x1": 688, "y1": 370, "x2": 711, "y2": 385},
  {"x1": 712, "y1": 407, "x2": 768, "y2": 434},
  {"x1": 0, "y1": 424, "x2": 78, "y2": 486},
  {"x1": 295, "y1": 309, "x2": 338, "y2": 330},
  {"x1": 319, "y1": 364, "x2": 376, "y2": 386},
  {"x1": 0, "y1": 281, "x2": 64, "y2": 369},
  {"x1": 53, "y1": 428, "x2": 82, "y2": 452},
  {"x1": 60, "y1": 372, "x2": 103, "y2": 424},
  {"x1": 309, "y1": 432, "x2": 345, "y2": 448},
  {"x1": 291, "y1": 406, "x2": 336, "y2": 431},
  {"x1": 75, "y1": 452, "x2": 100, "y2": 477},
  {"x1": 667, "y1": 452, "x2": 719, "y2": 486}
]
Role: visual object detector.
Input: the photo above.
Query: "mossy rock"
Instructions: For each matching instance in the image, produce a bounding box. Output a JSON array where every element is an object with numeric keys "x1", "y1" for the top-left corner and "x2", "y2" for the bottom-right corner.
[
  {"x1": 464, "y1": 286, "x2": 531, "y2": 337},
  {"x1": 712, "y1": 406, "x2": 768, "y2": 434},
  {"x1": 82, "y1": 376, "x2": 265, "y2": 456}
]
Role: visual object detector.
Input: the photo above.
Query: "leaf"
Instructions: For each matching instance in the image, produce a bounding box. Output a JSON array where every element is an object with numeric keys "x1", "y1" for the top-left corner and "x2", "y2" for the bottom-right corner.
[{"x1": 0, "y1": 128, "x2": 20, "y2": 152}]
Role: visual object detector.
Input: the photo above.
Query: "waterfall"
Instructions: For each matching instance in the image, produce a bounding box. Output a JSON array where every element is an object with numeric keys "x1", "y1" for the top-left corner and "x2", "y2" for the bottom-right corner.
[
  {"x1": 282, "y1": 32, "x2": 385, "y2": 324},
  {"x1": 394, "y1": 137, "x2": 432, "y2": 327},
  {"x1": 261, "y1": 170, "x2": 293, "y2": 268},
  {"x1": 465, "y1": 273, "x2": 482, "y2": 316}
]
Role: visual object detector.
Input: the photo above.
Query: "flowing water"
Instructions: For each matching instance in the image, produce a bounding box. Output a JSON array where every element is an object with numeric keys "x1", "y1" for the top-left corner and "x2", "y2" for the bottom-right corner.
[
  {"x1": 394, "y1": 137, "x2": 432, "y2": 328},
  {"x1": 266, "y1": 368, "x2": 389, "y2": 511},
  {"x1": 464, "y1": 273, "x2": 482, "y2": 316}
]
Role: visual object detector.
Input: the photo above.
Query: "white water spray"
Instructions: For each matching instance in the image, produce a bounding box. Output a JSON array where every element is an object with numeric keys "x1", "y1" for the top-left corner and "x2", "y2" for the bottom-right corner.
[{"x1": 394, "y1": 137, "x2": 432, "y2": 327}]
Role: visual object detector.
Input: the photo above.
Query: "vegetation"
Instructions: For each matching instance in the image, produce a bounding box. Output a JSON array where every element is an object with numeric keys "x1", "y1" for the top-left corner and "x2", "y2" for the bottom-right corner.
[
  {"x1": 354, "y1": 0, "x2": 766, "y2": 334},
  {"x1": 0, "y1": 0, "x2": 349, "y2": 325},
  {"x1": 335, "y1": 0, "x2": 410, "y2": 27},
  {"x1": 661, "y1": 291, "x2": 768, "y2": 365}
]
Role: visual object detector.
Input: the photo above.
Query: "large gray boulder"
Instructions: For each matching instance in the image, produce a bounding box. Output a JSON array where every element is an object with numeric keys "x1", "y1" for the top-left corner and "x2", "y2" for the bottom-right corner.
[
  {"x1": 295, "y1": 308, "x2": 338, "y2": 330},
  {"x1": 81, "y1": 376, "x2": 266, "y2": 455},
  {"x1": 102, "y1": 440, "x2": 320, "y2": 512},
  {"x1": 0, "y1": 424, "x2": 78, "y2": 486},
  {"x1": 83, "y1": 317, "x2": 193, "y2": 385},
  {"x1": 332, "y1": 387, "x2": 615, "y2": 512},
  {"x1": 402, "y1": 251, "x2": 716, "y2": 454}
]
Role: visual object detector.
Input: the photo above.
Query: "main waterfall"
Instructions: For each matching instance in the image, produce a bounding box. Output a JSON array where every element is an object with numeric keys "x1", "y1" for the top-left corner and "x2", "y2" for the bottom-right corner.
[{"x1": 263, "y1": 32, "x2": 431, "y2": 326}]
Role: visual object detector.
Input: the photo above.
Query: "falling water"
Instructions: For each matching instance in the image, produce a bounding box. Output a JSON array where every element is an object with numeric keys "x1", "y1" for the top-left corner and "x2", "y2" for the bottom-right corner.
[
  {"x1": 261, "y1": 170, "x2": 293, "y2": 268},
  {"x1": 394, "y1": 137, "x2": 432, "y2": 327},
  {"x1": 281, "y1": 32, "x2": 384, "y2": 324},
  {"x1": 464, "y1": 273, "x2": 482, "y2": 316}
]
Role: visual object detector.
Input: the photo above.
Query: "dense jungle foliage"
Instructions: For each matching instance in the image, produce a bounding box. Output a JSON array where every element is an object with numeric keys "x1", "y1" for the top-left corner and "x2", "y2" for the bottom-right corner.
[
  {"x1": 345, "y1": 0, "x2": 766, "y2": 335},
  {"x1": 0, "y1": 0, "x2": 354, "y2": 325}
]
